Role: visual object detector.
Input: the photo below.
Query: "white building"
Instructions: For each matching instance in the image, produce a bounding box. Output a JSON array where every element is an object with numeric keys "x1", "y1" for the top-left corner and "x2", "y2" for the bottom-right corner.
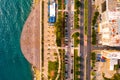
[
  {"x1": 49, "y1": 2, "x2": 55, "y2": 17},
  {"x1": 96, "y1": 0, "x2": 120, "y2": 46},
  {"x1": 101, "y1": 50, "x2": 120, "y2": 70}
]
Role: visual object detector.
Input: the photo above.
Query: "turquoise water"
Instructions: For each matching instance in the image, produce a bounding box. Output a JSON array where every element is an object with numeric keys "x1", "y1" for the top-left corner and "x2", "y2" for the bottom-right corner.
[{"x1": 0, "y1": 0, "x2": 33, "y2": 80}]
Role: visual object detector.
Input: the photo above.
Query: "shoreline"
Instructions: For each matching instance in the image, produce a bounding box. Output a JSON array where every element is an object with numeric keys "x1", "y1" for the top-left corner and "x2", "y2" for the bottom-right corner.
[
  {"x1": 32, "y1": 0, "x2": 40, "y2": 8},
  {"x1": 20, "y1": 0, "x2": 41, "y2": 79},
  {"x1": 20, "y1": 0, "x2": 40, "y2": 69},
  {"x1": 32, "y1": 66, "x2": 40, "y2": 80}
]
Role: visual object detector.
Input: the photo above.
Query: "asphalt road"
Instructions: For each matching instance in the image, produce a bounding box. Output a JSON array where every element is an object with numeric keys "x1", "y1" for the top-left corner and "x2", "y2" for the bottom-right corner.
[
  {"x1": 86, "y1": 0, "x2": 92, "y2": 80},
  {"x1": 79, "y1": 0, "x2": 92, "y2": 80},
  {"x1": 79, "y1": 0, "x2": 85, "y2": 79}
]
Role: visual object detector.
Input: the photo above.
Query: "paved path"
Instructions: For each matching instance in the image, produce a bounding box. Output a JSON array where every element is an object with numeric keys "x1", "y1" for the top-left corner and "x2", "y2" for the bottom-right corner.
[
  {"x1": 43, "y1": 0, "x2": 49, "y2": 79},
  {"x1": 43, "y1": 1, "x2": 61, "y2": 80},
  {"x1": 39, "y1": 0, "x2": 42, "y2": 79}
]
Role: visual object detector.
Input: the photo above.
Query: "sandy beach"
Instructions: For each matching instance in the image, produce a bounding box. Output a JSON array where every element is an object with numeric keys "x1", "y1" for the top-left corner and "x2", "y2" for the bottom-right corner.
[{"x1": 20, "y1": 0, "x2": 40, "y2": 70}]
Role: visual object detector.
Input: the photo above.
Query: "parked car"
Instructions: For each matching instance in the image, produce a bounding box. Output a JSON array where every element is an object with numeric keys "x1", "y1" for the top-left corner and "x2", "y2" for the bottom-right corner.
[{"x1": 71, "y1": 69, "x2": 73, "y2": 73}]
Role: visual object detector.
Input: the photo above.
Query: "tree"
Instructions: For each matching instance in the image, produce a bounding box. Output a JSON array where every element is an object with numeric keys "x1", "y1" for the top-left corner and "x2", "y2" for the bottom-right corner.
[{"x1": 91, "y1": 52, "x2": 96, "y2": 60}]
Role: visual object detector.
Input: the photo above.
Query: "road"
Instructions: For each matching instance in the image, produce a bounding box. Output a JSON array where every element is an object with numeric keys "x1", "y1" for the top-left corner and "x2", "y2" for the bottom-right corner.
[
  {"x1": 86, "y1": 0, "x2": 92, "y2": 80},
  {"x1": 79, "y1": 0, "x2": 85, "y2": 80},
  {"x1": 79, "y1": 0, "x2": 92, "y2": 80}
]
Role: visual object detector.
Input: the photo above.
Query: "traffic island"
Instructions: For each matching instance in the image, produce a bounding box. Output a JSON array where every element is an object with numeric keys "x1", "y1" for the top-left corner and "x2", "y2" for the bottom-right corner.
[
  {"x1": 58, "y1": 49, "x2": 65, "y2": 80},
  {"x1": 84, "y1": 0, "x2": 88, "y2": 35},
  {"x1": 74, "y1": 49, "x2": 81, "y2": 80},
  {"x1": 72, "y1": 32, "x2": 80, "y2": 47},
  {"x1": 74, "y1": 0, "x2": 81, "y2": 29}
]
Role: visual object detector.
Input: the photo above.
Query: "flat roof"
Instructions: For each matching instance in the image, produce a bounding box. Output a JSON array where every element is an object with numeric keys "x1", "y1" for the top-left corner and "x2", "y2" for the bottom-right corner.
[
  {"x1": 108, "y1": 12, "x2": 120, "y2": 20},
  {"x1": 50, "y1": 3, "x2": 55, "y2": 17},
  {"x1": 110, "y1": 59, "x2": 118, "y2": 70},
  {"x1": 107, "y1": 52, "x2": 120, "y2": 59}
]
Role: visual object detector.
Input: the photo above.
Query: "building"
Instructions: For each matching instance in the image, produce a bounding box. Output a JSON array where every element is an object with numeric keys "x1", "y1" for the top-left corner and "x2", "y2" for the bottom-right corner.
[
  {"x1": 95, "y1": 0, "x2": 120, "y2": 46},
  {"x1": 48, "y1": 0, "x2": 56, "y2": 23},
  {"x1": 101, "y1": 50, "x2": 120, "y2": 70}
]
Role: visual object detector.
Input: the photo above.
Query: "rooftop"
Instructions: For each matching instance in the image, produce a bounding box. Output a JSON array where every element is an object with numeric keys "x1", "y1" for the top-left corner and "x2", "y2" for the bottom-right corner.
[
  {"x1": 49, "y1": 2, "x2": 55, "y2": 17},
  {"x1": 108, "y1": 0, "x2": 120, "y2": 11},
  {"x1": 98, "y1": 0, "x2": 120, "y2": 46},
  {"x1": 101, "y1": 50, "x2": 120, "y2": 70}
]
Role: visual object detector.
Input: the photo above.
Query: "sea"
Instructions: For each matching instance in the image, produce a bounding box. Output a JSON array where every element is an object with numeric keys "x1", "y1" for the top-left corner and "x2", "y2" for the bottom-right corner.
[{"x1": 0, "y1": 0, "x2": 33, "y2": 80}]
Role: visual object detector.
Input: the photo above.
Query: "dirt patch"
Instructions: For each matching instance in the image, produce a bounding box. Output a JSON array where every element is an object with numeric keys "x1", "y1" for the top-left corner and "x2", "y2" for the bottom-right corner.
[{"x1": 50, "y1": 70, "x2": 55, "y2": 78}]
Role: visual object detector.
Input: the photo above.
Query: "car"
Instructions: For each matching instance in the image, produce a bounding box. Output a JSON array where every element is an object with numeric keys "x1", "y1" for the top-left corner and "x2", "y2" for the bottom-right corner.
[
  {"x1": 71, "y1": 45, "x2": 73, "y2": 47},
  {"x1": 65, "y1": 29, "x2": 68, "y2": 32},
  {"x1": 71, "y1": 11, "x2": 74, "y2": 14},
  {"x1": 65, "y1": 61, "x2": 68, "y2": 64},
  {"x1": 65, "y1": 27, "x2": 67, "y2": 29},
  {"x1": 65, "y1": 59, "x2": 68, "y2": 61},
  {"x1": 65, "y1": 54, "x2": 67, "y2": 57},
  {"x1": 65, "y1": 32, "x2": 68, "y2": 35},
  {"x1": 65, "y1": 64, "x2": 69, "y2": 71},
  {"x1": 65, "y1": 45, "x2": 68, "y2": 48},
  {"x1": 65, "y1": 38, "x2": 68, "y2": 41},
  {"x1": 71, "y1": 27, "x2": 73, "y2": 29},
  {"x1": 71, "y1": 69, "x2": 73, "y2": 73},
  {"x1": 65, "y1": 12, "x2": 68, "y2": 15},
  {"x1": 65, "y1": 38, "x2": 68, "y2": 40},
  {"x1": 65, "y1": 43, "x2": 68, "y2": 46},
  {"x1": 65, "y1": 34, "x2": 68, "y2": 37},
  {"x1": 65, "y1": 72, "x2": 68, "y2": 79},
  {"x1": 71, "y1": 55, "x2": 73, "y2": 57},
  {"x1": 65, "y1": 19, "x2": 67, "y2": 22}
]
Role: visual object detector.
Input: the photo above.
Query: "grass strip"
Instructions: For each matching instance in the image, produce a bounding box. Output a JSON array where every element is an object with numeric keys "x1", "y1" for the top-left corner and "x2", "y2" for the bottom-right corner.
[
  {"x1": 72, "y1": 32, "x2": 80, "y2": 47},
  {"x1": 55, "y1": 12, "x2": 65, "y2": 47},
  {"x1": 59, "y1": 49, "x2": 65, "y2": 80},
  {"x1": 84, "y1": 0, "x2": 88, "y2": 35},
  {"x1": 74, "y1": 49, "x2": 80, "y2": 80},
  {"x1": 48, "y1": 61, "x2": 59, "y2": 80}
]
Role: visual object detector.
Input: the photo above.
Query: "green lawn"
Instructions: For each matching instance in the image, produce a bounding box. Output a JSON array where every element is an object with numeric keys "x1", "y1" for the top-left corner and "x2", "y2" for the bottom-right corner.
[
  {"x1": 48, "y1": 61, "x2": 59, "y2": 80},
  {"x1": 74, "y1": 38, "x2": 80, "y2": 47},
  {"x1": 59, "y1": 49, "x2": 65, "y2": 80},
  {"x1": 92, "y1": 28, "x2": 97, "y2": 45}
]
